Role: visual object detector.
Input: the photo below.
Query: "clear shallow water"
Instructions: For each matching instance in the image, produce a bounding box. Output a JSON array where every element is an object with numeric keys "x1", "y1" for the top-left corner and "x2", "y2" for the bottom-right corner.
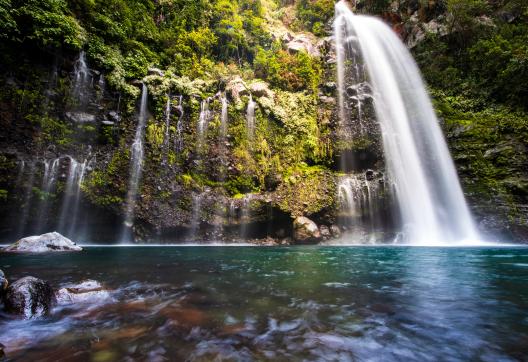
[{"x1": 1, "y1": 246, "x2": 528, "y2": 361}]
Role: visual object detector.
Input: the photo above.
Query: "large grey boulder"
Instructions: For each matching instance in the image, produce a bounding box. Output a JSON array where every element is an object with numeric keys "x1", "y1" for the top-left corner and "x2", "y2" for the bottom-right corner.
[
  {"x1": 4, "y1": 276, "x2": 54, "y2": 318},
  {"x1": 55, "y1": 280, "x2": 112, "y2": 305},
  {"x1": 293, "y1": 216, "x2": 322, "y2": 244},
  {"x1": 3, "y1": 232, "x2": 83, "y2": 253},
  {"x1": 0, "y1": 269, "x2": 7, "y2": 292}
]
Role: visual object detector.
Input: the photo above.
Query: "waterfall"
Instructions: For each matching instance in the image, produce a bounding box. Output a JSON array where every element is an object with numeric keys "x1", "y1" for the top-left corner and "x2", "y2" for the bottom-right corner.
[
  {"x1": 121, "y1": 84, "x2": 149, "y2": 242},
  {"x1": 220, "y1": 95, "x2": 228, "y2": 139},
  {"x1": 163, "y1": 95, "x2": 171, "y2": 162},
  {"x1": 175, "y1": 96, "x2": 184, "y2": 152},
  {"x1": 189, "y1": 193, "x2": 203, "y2": 241},
  {"x1": 246, "y1": 95, "x2": 256, "y2": 141},
  {"x1": 17, "y1": 162, "x2": 36, "y2": 237},
  {"x1": 240, "y1": 194, "x2": 253, "y2": 239},
  {"x1": 57, "y1": 156, "x2": 89, "y2": 237},
  {"x1": 197, "y1": 98, "x2": 211, "y2": 150},
  {"x1": 337, "y1": 173, "x2": 384, "y2": 237},
  {"x1": 35, "y1": 157, "x2": 60, "y2": 233},
  {"x1": 334, "y1": 1, "x2": 478, "y2": 244},
  {"x1": 71, "y1": 51, "x2": 92, "y2": 110}
]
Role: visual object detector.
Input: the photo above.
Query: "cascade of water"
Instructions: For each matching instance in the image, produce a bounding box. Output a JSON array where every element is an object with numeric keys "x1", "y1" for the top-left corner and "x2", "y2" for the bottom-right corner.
[
  {"x1": 220, "y1": 95, "x2": 228, "y2": 139},
  {"x1": 163, "y1": 95, "x2": 172, "y2": 163},
  {"x1": 246, "y1": 95, "x2": 256, "y2": 141},
  {"x1": 67, "y1": 159, "x2": 88, "y2": 237},
  {"x1": 97, "y1": 74, "x2": 105, "y2": 102},
  {"x1": 337, "y1": 174, "x2": 383, "y2": 233},
  {"x1": 189, "y1": 193, "x2": 203, "y2": 241},
  {"x1": 71, "y1": 51, "x2": 92, "y2": 110},
  {"x1": 57, "y1": 157, "x2": 80, "y2": 233},
  {"x1": 35, "y1": 157, "x2": 61, "y2": 233},
  {"x1": 240, "y1": 194, "x2": 253, "y2": 239},
  {"x1": 17, "y1": 162, "x2": 36, "y2": 237},
  {"x1": 121, "y1": 84, "x2": 149, "y2": 242},
  {"x1": 175, "y1": 95, "x2": 184, "y2": 152},
  {"x1": 197, "y1": 98, "x2": 211, "y2": 150},
  {"x1": 334, "y1": 1, "x2": 478, "y2": 244}
]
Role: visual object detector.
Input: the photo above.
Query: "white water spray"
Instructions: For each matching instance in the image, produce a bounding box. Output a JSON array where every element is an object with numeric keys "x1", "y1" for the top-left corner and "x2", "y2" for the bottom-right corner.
[
  {"x1": 121, "y1": 84, "x2": 149, "y2": 242},
  {"x1": 334, "y1": 1, "x2": 478, "y2": 244},
  {"x1": 246, "y1": 95, "x2": 256, "y2": 141}
]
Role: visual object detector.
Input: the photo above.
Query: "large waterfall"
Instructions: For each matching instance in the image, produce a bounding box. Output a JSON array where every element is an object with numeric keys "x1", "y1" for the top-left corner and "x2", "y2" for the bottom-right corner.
[
  {"x1": 121, "y1": 84, "x2": 149, "y2": 242},
  {"x1": 334, "y1": 1, "x2": 478, "y2": 244}
]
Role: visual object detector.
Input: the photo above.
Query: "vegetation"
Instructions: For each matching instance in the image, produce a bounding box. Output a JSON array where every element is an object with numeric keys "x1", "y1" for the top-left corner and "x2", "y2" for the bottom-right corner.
[{"x1": 0, "y1": 0, "x2": 526, "y2": 239}]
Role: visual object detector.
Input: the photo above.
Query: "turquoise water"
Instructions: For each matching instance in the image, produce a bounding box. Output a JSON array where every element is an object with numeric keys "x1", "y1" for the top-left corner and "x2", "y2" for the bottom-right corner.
[{"x1": 1, "y1": 246, "x2": 528, "y2": 361}]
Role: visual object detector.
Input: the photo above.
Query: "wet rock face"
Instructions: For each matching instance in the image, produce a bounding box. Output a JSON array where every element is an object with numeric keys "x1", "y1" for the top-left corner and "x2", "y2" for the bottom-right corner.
[
  {"x1": 3, "y1": 232, "x2": 83, "y2": 253},
  {"x1": 0, "y1": 269, "x2": 7, "y2": 292},
  {"x1": 4, "y1": 277, "x2": 55, "y2": 319},
  {"x1": 55, "y1": 280, "x2": 112, "y2": 305},
  {"x1": 293, "y1": 216, "x2": 322, "y2": 244}
]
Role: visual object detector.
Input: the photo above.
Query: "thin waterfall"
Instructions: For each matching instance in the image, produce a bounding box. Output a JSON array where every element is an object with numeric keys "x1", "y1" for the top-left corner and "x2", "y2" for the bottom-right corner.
[
  {"x1": 246, "y1": 95, "x2": 256, "y2": 141},
  {"x1": 35, "y1": 157, "x2": 60, "y2": 233},
  {"x1": 334, "y1": 1, "x2": 478, "y2": 244},
  {"x1": 163, "y1": 95, "x2": 171, "y2": 163},
  {"x1": 121, "y1": 84, "x2": 149, "y2": 242},
  {"x1": 197, "y1": 98, "x2": 211, "y2": 150},
  {"x1": 214, "y1": 95, "x2": 230, "y2": 240},
  {"x1": 175, "y1": 96, "x2": 184, "y2": 152},
  {"x1": 337, "y1": 173, "x2": 383, "y2": 233},
  {"x1": 189, "y1": 193, "x2": 203, "y2": 241},
  {"x1": 71, "y1": 51, "x2": 92, "y2": 110},
  {"x1": 240, "y1": 194, "x2": 253, "y2": 239},
  {"x1": 57, "y1": 157, "x2": 80, "y2": 233},
  {"x1": 220, "y1": 95, "x2": 228, "y2": 139},
  {"x1": 17, "y1": 162, "x2": 36, "y2": 237},
  {"x1": 67, "y1": 159, "x2": 88, "y2": 237}
]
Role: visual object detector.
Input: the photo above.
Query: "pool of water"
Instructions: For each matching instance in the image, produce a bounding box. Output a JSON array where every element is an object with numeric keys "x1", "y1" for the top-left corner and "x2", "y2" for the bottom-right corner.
[{"x1": 1, "y1": 246, "x2": 528, "y2": 361}]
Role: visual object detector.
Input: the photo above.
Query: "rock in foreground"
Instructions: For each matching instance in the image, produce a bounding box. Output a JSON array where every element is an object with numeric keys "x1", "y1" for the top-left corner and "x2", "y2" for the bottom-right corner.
[
  {"x1": 56, "y1": 280, "x2": 112, "y2": 305},
  {"x1": 3, "y1": 232, "x2": 83, "y2": 252},
  {"x1": 0, "y1": 269, "x2": 7, "y2": 292},
  {"x1": 4, "y1": 276, "x2": 54, "y2": 318},
  {"x1": 293, "y1": 216, "x2": 322, "y2": 244}
]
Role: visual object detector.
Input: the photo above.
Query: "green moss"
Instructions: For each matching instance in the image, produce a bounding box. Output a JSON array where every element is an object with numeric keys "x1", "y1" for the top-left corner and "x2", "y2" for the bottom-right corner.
[{"x1": 276, "y1": 164, "x2": 336, "y2": 217}]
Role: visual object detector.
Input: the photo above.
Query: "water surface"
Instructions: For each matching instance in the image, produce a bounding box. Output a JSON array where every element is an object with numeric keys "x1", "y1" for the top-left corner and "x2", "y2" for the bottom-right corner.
[{"x1": 1, "y1": 246, "x2": 528, "y2": 361}]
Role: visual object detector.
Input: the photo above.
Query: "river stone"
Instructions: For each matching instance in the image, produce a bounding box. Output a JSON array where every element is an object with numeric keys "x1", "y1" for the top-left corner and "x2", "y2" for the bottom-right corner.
[
  {"x1": 56, "y1": 280, "x2": 111, "y2": 305},
  {"x1": 3, "y1": 232, "x2": 83, "y2": 253},
  {"x1": 320, "y1": 225, "x2": 331, "y2": 240},
  {"x1": 330, "y1": 225, "x2": 342, "y2": 238},
  {"x1": 293, "y1": 216, "x2": 322, "y2": 243},
  {"x1": 4, "y1": 276, "x2": 54, "y2": 318},
  {"x1": 0, "y1": 269, "x2": 7, "y2": 292}
]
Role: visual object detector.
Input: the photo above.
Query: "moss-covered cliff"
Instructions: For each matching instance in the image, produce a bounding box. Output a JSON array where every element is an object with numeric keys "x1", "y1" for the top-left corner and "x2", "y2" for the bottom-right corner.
[{"x1": 0, "y1": 0, "x2": 526, "y2": 243}]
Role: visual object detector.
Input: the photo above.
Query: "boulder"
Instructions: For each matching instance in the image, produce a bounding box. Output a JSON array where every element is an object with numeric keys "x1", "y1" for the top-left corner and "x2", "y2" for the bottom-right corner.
[
  {"x1": 4, "y1": 276, "x2": 54, "y2": 318},
  {"x1": 293, "y1": 216, "x2": 322, "y2": 243},
  {"x1": 148, "y1": 67, "x2": 165, "y2": 77},
  {"x1": 320, "y1": 225, "x2": 332, "y2": 240},
  {"x1": 0, "y1": 269, "x2": 7, "y2": 292},
  {"x1": 286, "y1": 34, "x2": 321, "y2": 57},
  {"x1": 249, "y1": 81, "x2": 274, "y2": 99},
  {"x1": 226, "y1": 76, "x2": 249, "y2": 102},
  {"x1": 55, "y1": 280, "x2": 111, "y2": 305},
  {"x1": 3, "y1": 232, "x2": 83, "y2": 253},
  {"x1": 65, "y1": 111, "x2": 96, "y2": 123},
  {"x1": 330, "y1": 225, "x2": 342, "y2": 238}
]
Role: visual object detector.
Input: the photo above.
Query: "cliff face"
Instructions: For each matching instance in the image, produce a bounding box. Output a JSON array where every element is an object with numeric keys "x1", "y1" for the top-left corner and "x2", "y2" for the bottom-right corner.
[{"x1": 0, "y1": 0, "x2": 525, "y2": 243}]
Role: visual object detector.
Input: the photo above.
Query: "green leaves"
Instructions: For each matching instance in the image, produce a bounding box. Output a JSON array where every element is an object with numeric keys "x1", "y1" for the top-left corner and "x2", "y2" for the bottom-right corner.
[{"x1": 8, "y1": 0, "x2": 86, "y2": 49}]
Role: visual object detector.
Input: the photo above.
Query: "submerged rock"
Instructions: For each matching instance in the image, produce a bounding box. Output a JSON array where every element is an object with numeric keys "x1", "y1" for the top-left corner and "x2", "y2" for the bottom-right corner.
[
  {"x1": 293, "y1": 216, "x2": 322, "y2": 243},
  {"x1": 3, "y1": 232, "x2": 83, "y2": 253},
  {"x1": 55, "y1": 280, "x2": 111, "y2": 305},
  {"x1": 4, "y1": 276, "x2": 54, "y2": 318}
]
